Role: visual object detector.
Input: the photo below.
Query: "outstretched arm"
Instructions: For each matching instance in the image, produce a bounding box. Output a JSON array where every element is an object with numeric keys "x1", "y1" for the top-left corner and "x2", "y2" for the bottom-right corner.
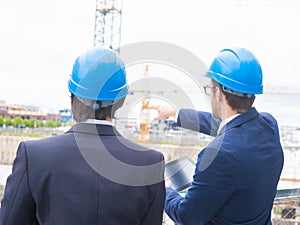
[
  {"x1": 150, "y1": 105, "x2": 220, "y2": 136},
  {"x1": 177, "y1": 109, "x2": 220, "y2": 136},
  {"x1": 148, "y1": 105, "x2": 177, "y2": 120}
]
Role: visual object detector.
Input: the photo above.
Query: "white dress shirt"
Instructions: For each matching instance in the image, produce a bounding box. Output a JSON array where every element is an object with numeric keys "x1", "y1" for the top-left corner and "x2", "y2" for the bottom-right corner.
[{"x1": 217, "y1": 114, "x2": 240, "y2": 135}]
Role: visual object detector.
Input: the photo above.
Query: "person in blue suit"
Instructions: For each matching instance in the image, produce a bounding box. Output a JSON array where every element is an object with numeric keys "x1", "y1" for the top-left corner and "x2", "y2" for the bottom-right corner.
[
  {"x1": 0, "y1": 47, "x2": 165, "y2": 225},
  {"x1": 152, "y1": 47, "x2": 284, "y2": 224}
]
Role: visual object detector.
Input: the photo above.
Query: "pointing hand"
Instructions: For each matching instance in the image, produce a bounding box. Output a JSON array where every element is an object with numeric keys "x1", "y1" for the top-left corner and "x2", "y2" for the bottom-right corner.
[{"x1": 148, "y1": 105, "x2": 176, "y2": 120}]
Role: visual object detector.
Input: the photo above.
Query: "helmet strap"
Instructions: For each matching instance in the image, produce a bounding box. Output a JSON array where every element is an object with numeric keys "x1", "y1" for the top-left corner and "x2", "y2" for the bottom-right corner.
[
  {"x1": 222, "y1": 86, "x2": 253, "y2": 99},
  {"x1": 76, "y1": 96, "x2": 115, "y2": 110}
]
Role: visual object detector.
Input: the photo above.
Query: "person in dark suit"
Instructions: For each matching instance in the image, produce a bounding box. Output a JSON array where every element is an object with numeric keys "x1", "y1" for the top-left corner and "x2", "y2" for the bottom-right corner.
[
  {"x1": 0, "y1": 47, "x2": 165, "y2": 225},
  {"x1": 152, "y1": 48, "x2": 284, "y2": 224}
]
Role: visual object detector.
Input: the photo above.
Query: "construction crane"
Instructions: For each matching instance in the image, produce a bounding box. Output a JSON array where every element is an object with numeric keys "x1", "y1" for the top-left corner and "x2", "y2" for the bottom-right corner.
[
  {"x1": 128, "y1": 65, "x2": 180, "y2": 143},
  {"x1": 93, "y1": 2, "x2": 173, "y2": 143},
  {"x1": 94, "y1": 0, "x2": 123, "y2": 50},
  {"x1": 138, "y1": 65, "x2": 151, "y2": 142}
]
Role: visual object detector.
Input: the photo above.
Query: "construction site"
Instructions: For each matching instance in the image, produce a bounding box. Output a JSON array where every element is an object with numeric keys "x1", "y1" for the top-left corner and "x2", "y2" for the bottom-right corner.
[{"x1": 1, "y1": 0, "x2": 300, "y2": 224}]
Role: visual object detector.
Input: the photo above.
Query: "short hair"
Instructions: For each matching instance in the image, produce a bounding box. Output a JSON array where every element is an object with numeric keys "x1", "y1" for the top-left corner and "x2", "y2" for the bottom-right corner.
[
  {"x1": 212, "y1": 80, "x2": 255, "y2": 112},
  {"x1": 71, "y1": 94, "x2": 125, "y2": 122}
]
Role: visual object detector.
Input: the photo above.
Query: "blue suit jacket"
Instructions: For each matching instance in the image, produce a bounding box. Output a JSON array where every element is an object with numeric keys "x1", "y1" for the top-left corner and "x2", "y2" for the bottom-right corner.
[
  {"x1": 0, "y1": 123, "x2": 165, "y2": 225},
  {"x1": 165, "y1": 108, "x2": 284, "y2": 225}
]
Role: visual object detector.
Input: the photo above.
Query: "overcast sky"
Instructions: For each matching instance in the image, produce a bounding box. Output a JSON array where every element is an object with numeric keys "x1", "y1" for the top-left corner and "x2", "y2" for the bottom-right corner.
[{"x1": 0, "y1": 0, "x2": 299, "y2": 111}]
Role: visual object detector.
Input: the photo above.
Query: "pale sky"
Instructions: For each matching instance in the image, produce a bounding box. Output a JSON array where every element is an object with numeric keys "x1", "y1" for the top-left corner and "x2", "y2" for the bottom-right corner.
[{"x1": 0, "y1": 0, "x2": 299, "y2": 111}]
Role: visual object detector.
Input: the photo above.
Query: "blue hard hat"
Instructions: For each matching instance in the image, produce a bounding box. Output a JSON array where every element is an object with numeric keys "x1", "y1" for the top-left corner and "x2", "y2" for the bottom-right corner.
[
  {"x1": 206, "y1": 47, "x2": 263, "y2": 94},
  {"x1": 68, "y1": 47, "x2": 128, "y2": 101}
]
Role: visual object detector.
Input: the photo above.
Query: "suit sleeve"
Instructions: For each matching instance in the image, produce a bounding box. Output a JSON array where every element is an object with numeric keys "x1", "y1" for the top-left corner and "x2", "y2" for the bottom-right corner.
[
  {"x1": 141, "y1": 154, "x2": 166, "y2": 225},
  {"x1": 164, "y1": 148, "x2": 234, "y2": 225},
  {"x1": 140, "y1": 181, "x2": 166, "y2": 225},
  {"x1": 0, "y1": 142, "x2": 36, "y2": 225},
  {"x1": 177, "y1": 109, "x2": 220, "y2": 136}
]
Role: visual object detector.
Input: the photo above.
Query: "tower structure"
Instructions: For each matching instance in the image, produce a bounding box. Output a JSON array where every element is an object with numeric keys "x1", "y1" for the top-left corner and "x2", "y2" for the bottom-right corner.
[
  {"x1": 139, "y1": 65, "x2": 151, "y2": 143},
  {"x1": 94, "y1": 0, "x2": 123, "y2": 50}
]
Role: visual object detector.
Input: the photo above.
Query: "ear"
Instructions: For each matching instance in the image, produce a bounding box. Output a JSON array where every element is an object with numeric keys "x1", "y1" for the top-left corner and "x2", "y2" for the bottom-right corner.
[{"x1": 215, "y1": 87, "x2": 224, "y2": 102}]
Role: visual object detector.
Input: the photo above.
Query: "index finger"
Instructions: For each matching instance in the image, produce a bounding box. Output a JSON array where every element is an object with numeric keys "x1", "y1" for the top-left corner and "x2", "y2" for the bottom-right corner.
[{"x1": 148, "y1": 105, "x2": 159, "y2": 110}]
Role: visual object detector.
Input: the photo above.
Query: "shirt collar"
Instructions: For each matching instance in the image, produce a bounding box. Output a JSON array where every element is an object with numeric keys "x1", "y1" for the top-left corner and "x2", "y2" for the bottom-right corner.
[
  {"x1": 217, "y1": 114, "x2": 240, "y2": 135},
  {"x1": 82, "y1": 119, "x2": 113, "y2": 126}
]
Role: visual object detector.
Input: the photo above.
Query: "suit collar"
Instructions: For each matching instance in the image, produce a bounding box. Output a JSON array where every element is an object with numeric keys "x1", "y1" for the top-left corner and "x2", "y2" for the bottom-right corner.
[
  {"x1": 218, "y1": 107, "x2": 259, "y2": 135},
  {"x1": 66, "y1": 123, "x2": 121, "y2": 136},
  {"x1": 217, "y1": 114, "x2": 240, "y2": 135}
]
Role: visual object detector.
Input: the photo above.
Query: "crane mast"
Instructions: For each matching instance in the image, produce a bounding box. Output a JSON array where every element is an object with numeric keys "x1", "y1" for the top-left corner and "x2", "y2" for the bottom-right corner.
[
  {"x1": 139, "y1": 65, "x2": 151, "y2": 143},
  {"x1": 93, "y1": 1, "x2": 151, "y2": 143},
  {"x1": 94, "y1": 0, "x2": 123, "y2": 50}
]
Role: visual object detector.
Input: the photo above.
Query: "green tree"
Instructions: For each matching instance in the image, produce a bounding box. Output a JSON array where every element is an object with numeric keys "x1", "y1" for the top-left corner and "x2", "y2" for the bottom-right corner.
[
  {"x1": 24, "y1": 118, "x2": 36, "y2": 128},
  {"x1": 24, "y1": 119, "x2": 30, "y2": 128},
  {"x1": 37, "y1": 121, "x2": 44, "y2": 128},
  {"x1": 0, "y1": 116, "x2": 4, "y2": 127},
  {"x1": 13, "y1": 116, "x2": 24, "y2": 128},
  {"x1": 55, "y1": 121, "x2": 62, "y2": 127},
  {"x1": 5, "y1": 117, "x2": 13, "y2": 126},
  {"x1": 45, "y1": 119, "x2": 55, "y2": 128}
]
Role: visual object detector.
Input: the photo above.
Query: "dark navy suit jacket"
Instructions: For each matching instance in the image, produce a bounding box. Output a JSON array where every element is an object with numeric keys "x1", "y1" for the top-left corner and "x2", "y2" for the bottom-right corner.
[
  {"x1": 0, "y1": 123, "x2": 165, "y2": 225},
  {"x1": 164, "y1": 108, "x2": 284, "y2": 225}
]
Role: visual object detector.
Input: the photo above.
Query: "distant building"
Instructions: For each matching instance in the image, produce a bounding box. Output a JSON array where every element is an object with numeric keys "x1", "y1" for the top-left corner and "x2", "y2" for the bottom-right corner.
[
  {"x1": 59, "y1": 109, "x2": 73, "y2": 123},
  {"x1": 0, "y1": 101, "x2": 61, "y2": 122}
]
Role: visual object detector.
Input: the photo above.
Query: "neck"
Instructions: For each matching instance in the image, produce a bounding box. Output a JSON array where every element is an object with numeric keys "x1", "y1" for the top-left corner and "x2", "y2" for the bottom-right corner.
[{"x1": 221, "y1": 104, "x2": 240, "y2": 121}]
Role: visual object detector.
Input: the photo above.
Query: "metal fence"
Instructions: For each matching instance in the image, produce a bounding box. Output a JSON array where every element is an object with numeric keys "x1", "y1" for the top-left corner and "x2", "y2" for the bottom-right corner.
[{"x1": 272, "y1": 188, "x2": 300, "y2": 224}]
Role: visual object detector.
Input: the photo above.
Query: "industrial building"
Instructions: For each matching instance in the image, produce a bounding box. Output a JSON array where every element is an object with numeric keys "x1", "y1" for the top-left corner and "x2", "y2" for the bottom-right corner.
[{"x1": 0, "y1": 100, "x2": 72, "y2": 123}]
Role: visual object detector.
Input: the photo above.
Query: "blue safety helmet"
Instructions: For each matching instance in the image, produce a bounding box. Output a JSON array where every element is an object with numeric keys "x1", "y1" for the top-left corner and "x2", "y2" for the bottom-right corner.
[
  {"x1": 68, "y1": 47, "x2": 128, "y2": 101},
  {"x1": 206, "y1": 47, "x2": 263, "y2": 95}
]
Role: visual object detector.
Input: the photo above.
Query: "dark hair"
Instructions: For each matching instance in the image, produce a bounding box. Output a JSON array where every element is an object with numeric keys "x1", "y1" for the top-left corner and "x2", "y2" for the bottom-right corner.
[
  {"x1": 212, "y1": 80, "x2": 255, "y2": 112},
  {"x1": 71, "y1": 94, "x2": 125, "y2": 122}
]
